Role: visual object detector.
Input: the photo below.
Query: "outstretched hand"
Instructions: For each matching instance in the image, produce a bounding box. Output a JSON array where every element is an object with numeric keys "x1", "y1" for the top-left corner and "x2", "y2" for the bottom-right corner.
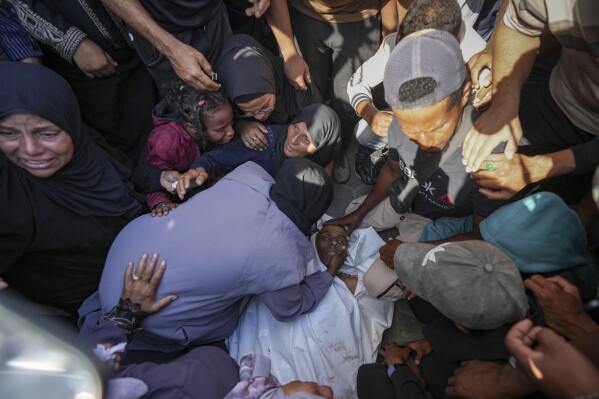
[
  {"x1": 462, "y1": 108, "x2": 522, "y2": 173},
  {"x1": 325, "y1": 211, "x2": 364, "y2": 238},
  {"x1": 176, "y1": 167, "x2": 208, "y2": 200},
  {"x1": 379, "y1": 239, "x2": 403, "y2": 269},
  {"x1": 168, "y1": 42, "x2": 220, "y2": 91},
  {"x1": 121, "y1": 253, "x2": 177, "y2": 315}
]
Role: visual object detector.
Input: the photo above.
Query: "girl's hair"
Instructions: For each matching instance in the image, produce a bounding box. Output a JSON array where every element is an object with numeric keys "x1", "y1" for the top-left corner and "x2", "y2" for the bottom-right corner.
[{"x1": 161, "y1": 81, "x2": 231, "y2": 148}]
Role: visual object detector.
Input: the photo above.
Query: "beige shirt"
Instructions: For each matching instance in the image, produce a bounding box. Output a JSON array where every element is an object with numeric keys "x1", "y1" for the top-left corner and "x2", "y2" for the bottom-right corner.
[
  {"x1": 504, "y1": 0, "x2": 599, "y2": 135},
  {"x1": 289, "y1": 0, "x2": 379, "y2": 23}
]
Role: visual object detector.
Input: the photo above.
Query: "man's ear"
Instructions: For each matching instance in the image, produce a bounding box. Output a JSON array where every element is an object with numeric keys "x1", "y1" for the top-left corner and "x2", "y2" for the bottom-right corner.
[{"x1": 461, "y1": 80, "x2": 472, "y2": 107}]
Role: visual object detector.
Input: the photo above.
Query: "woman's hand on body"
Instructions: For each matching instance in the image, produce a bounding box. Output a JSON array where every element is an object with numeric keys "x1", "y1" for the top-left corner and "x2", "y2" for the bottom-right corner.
[
  {"x1": 151, "y1": 202, "x2": 179, "y2": 217},
  {"x1": 122, "y1": 253, "x2": 177, "y2": 315},
  {"x1": 238, "y1": 120, "x2": 268, "y2": 150}
]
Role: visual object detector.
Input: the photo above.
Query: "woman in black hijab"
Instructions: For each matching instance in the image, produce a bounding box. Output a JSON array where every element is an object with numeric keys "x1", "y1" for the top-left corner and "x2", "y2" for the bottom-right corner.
[
  {"x1": 177, "y1": 104, "x2": 341, "y2": 198},
  {"x1": 217, "y1": 34, "x2": 323, "y2": 151},
  {"x1": 270, "y1": 157, "x2": 334, "y2": 236},
  {"x1": 0, "y1": 62, "x2": 144, "y2": 316}
]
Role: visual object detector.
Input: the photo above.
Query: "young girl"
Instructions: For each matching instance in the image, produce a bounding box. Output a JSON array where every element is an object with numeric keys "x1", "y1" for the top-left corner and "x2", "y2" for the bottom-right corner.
[
  {"x1": 139, "y1": 82, "x2": 235, "y2": 215},
  {"x1": 176, "y1": 103, "x2": 341, "y2": 199}
]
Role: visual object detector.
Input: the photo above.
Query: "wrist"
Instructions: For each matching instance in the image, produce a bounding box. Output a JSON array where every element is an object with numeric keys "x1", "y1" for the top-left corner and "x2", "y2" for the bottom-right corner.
[
  {"x1": 565, "y1": 314, "x2": 599, "y2": 340},
  {"x1": 100, "y1": 298, "x2": 148, "y2": 342},
  {"x1": 358, "y1": 103, "x2": 378, "y2": 124}
]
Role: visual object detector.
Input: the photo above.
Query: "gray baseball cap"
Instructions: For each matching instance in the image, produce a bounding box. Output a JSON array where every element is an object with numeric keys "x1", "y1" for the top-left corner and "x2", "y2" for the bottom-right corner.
[
  {"x1": 394, "y1": 241, "x2": 528, "y2": 329},
  {"x1": 384, "y1": 29, "x2": 467, "y2": 109}
]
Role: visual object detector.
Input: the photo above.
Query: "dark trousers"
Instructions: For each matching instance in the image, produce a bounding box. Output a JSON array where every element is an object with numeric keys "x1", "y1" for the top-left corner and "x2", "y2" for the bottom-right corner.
[
  {"x1": 289, "y1": 6, "x2": 379, "y2": 148},
  {"x1": 357, "y1": 362, "x2": 427, "y2": 399},
  {"x1": 128, "y1": 2, "x2": 232, "y2": 88},
  {"x1": 68, "y1": 63, "x2": 157, "y2": 161}
]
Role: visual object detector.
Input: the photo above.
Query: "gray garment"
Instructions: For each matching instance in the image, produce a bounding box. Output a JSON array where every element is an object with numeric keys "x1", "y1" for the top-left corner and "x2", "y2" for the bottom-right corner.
[
  {"x1": 127, "y1": 1, "x2": 232, "y2": 87},
  {"x1": 388, "y1": 106, "x2": 504, "y2": 219},
  {"x1": 289, "y1": 5, "x2": 379, "y2": 145}
]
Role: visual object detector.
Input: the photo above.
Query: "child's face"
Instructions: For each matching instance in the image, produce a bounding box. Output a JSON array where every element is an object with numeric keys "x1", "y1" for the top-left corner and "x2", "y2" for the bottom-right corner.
[
  {"x1": 203, "y1": 105, "x2": 235, "y2": 144},
  {"x1": 283, "y1": 121, "x2": 316, "y2": 158}
]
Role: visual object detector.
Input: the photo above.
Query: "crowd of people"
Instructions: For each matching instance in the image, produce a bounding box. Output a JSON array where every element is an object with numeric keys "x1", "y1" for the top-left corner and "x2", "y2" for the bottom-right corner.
[{"x1": 1, "y1": 0, "x2": 598, "y2": 398}]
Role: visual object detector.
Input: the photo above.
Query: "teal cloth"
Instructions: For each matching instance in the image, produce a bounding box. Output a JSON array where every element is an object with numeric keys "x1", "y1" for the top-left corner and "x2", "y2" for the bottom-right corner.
[
  {"x1": 418, "y1": 192, "x2": 597, "y2": 293},
  {"x1": 419, "y1": 216, "x2": 473, "y2": 242},
  {"x1": 480, "y1": 192, "x2": 597, "y2": 292}
]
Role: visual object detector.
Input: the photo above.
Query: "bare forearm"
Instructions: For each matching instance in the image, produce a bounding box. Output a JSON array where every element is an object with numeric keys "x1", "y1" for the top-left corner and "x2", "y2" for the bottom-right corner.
[
  {"x1": 355, "y1": 160, "x2": 399, "y2": 217},
  {"x1": 490, "y1": 14, "x2": 539, "y2": 111},
  {"x1": 101, "y1": 0, "x2": 179, "y2": 57},
  {"x1": 356, "y1": 101, "x2": 378, "y2": 125},
  {"x1": 527, "y1": 149, "x2": 576, "y2": 183},
  {"x1": 380, "y1": 0, "x2": 397, "y2": 37},
  {"x1": 265, "y1": 0, "x2": 299, "y2": 60}
]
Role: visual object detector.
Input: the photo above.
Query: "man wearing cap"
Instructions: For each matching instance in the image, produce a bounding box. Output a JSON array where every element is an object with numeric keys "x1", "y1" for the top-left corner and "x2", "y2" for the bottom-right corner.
[
  {"x1": 357, "y1": 240, "x2": 529, "y2": 398},
  {"x1": 328, "y1": 29, "x2": 510, "y2": 243}
]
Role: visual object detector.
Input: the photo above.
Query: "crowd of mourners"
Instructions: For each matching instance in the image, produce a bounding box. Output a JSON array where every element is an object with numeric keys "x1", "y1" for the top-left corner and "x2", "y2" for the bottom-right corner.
[{"x1": 1, "y1": 0, "x2": 598, "y2": 398}]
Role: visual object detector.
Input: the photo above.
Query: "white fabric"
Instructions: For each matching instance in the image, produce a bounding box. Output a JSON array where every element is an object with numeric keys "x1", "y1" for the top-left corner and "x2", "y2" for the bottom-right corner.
[
  {"x1": 227, "y1": 217, "x2": 393, "y2": 399},
  {"x1": 347, "y1": 22, "x2": 486, "y2": 112}
]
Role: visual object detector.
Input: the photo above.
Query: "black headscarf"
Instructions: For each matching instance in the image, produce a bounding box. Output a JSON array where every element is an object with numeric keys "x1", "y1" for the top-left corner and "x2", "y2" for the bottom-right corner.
[
  {"x1": 269, "y1": 158, "x2": 333, "y2": 236},
  {"x1": 217, "y1": 34, "x2": 322, "y2": 124},
  {"x1": 293, "y1": 104, "x2": 342, "y2": 167},
  {"x1": 0, "y1": 62, "x2": 142, "y2": 218},
  {"x1": 274, "y1": 104, "x2": 342, "y2": 170}
]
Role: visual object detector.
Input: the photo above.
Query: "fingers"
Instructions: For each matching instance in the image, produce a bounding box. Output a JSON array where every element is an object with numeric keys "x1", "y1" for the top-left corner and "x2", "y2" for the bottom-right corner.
[
  {"x1": 294, "y1": 75, "x2": 307, "y2": 91},
  {"x1": 148, "y1": 258, "x2": 167, "y2": 291},
  {"x1": 141, "y1": 253, "x2": 159, "y2": 281},
  {"x1": 472, "y1": 85, "x2": 492, "y2": 109},
  {"x1": 195, "y1": 168, "x2": 208, "y2": 186},
  {"x1": 523, "y1": 274, "x2": 547, "y2": 296},
  {"x1": 123, "y1": 261, "x2": 134, "y2": 285},
  {"x1": 133, "y1": 253, "x2": 149, "y2": 280},
  {"x1": 245, "y1": 0, "x2": 269, "y2": 18},
  {"x1": 254, "y1": 129, "x2": 268, "y2": 149},
  {"x1": 304, "y1": 69, "x2": 312, "y2": 85},
  {"x1": 504, "y1": 138, "x2": 517, "y2": 160},
  {"x1": 177, "y1": 171, "x2": 197, "y2": 199},
  {"x1": 152, "y1": 293, "x2": 178, "y2": 313},
  {"x1": 546, "y1": 275, "x2": 579, "y2": 295}
]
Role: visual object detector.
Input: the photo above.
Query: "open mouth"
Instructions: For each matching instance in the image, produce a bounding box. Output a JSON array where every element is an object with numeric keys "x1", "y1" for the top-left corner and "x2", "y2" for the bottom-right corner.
[{"x1": 22, "y1": 159, "x2": 52, "y2": 169}]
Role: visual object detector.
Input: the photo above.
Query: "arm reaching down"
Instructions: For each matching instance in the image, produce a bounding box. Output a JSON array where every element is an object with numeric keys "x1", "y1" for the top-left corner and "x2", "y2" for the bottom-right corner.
[{"x1": 257, "y1": 271, "x2": 334, "y2": 322}]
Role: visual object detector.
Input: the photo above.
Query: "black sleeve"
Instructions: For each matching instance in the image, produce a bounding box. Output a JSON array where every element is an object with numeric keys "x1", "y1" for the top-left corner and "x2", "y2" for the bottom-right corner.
[
  {"x1": 390, "y1": 366, "x2": 427, "y2": 399},
  {"x1": 10, "y1": 0, "x2": 87, "y2": 62},
  {"x1": 131, "y1": 164, "x2": 164, "y2": 193}
]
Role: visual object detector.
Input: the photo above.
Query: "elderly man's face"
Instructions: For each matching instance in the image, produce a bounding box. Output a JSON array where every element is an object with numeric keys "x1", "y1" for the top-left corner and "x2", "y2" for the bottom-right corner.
[{"x1": 316, "y1": 225, "x2": 347, "y2": 265}]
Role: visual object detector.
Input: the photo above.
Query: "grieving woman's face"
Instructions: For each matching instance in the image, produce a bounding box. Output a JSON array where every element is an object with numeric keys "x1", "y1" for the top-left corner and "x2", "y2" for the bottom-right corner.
[
  {"x1": 0, "y1": 113, "x2": 74, "y2": 178},
  {"x1": 284, "y1": 121, "x2": 316, "y2": 158},
  {"x1": 236, "y1": 93, "x2": 276, "y2": 121},
  {"x1": 316, "y1": 225, "x2": 348, "y2": 265}
]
